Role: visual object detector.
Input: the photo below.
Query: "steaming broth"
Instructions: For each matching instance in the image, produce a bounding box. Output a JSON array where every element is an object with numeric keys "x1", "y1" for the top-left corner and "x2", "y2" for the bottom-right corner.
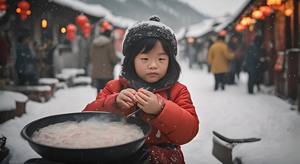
[{"x1": 31, "y1": 118, "x2": 144, "y2": 148}]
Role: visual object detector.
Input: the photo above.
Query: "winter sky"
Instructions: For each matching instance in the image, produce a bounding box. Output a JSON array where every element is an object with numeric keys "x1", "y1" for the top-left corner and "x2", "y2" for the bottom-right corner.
[{"x1": 179, "y1": 0, "x2": 248, "y2": 17}]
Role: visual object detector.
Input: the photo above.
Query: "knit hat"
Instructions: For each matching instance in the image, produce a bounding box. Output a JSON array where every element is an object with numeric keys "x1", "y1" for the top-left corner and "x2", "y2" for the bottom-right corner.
[{"x1": 122, "y1": 15, "x2": 177, "y2": 57}]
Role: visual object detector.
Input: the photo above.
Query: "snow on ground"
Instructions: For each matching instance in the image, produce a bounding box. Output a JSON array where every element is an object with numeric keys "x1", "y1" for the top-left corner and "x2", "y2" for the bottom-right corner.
[
  {"x1": 179, "y1": 61, "x2": 300, "y2": 164},
  {"x1": 1, "y1": 60, "x2": 300, "y2": 164}
]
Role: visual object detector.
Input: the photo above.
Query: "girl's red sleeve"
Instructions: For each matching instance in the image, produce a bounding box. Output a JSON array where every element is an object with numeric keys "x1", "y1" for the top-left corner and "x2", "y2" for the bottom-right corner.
[
  {"x1": 150, "y1": 84, "x2": 199, "y2": 145},
  {"x1": 82, "y1": 80, "x2": 125, "y2": 115}
]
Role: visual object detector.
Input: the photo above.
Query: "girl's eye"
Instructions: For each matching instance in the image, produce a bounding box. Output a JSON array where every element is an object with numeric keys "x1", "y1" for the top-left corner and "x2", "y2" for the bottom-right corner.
[
  {"x1": 159, "y1": 58, "x2": 167, "y2": 61},
  {"x1": 141, "y1": 58, "x2": 148, "y2": 61}
]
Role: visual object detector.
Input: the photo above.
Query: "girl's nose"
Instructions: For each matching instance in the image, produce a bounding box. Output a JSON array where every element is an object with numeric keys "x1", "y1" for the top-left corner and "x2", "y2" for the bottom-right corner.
[{"x1": 148, "y1": 60, "x2": 158, "y2": 69}]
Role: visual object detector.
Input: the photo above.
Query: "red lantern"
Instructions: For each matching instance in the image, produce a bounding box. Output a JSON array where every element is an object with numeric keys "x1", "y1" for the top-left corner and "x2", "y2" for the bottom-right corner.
[
  {"x1": 99, "y1": 20, "x2": 112, "y2": 33},
  {"x1": 66, "y1": 24, "x2": 77, "y2": 33},
  {"x1": 66, "y1": 32, "x2": 76, "y2": 42},
  {"x1": 0, "y1": 0, "x2": 7, "y2": 12},
  {"x1": 235, "y1": 24, "x2": 246, "y2": 32},
  {"x1": 267, "y1": 0, "x2": 283, "y2": 10},
  {"x1": 20, "y1": 14, "x2": 28, "y2": 20},
  {"x1": 82, "y1": 22, "x2": 91, "y2": 38},
  {"x1": 252, "y1": 10, "x2": 264, "y2": 20},
  {"x1": 259, "y1": 6, "x2": 273, "y2": 17},
  {"x1": 76, "y1": 14, "x2": 88, "y2": 27},
  {"x1": 66, "y1": 24, "x2": 77, "y2": 41},
  {"x1": 17, "y1": 0, "x2": 30, "y2": 21},
  {"x1": 218, "y1": 30, "x2": 227, "y2": 36},
  {"x1": 18, "y1": 0, "x2": 30, "y2": 11}
]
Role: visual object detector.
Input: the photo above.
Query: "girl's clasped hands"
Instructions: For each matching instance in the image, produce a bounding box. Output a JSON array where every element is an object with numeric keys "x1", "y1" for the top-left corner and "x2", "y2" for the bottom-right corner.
[{"x1": 116, "y1": 88, "x2": 164, "y2": 115}]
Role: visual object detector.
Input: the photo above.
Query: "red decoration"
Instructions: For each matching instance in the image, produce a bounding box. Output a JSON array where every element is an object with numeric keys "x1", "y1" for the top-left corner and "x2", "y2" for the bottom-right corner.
[
  {"x1": 0, "y1": 0, "x2": 7, "y2": 12},
  {"x1": 274, "y1": 53, "x2": 284, "y2": 72},
  {"x1": 99, "y1": 20, "x2": 112, "y2": 33},
  {"x1": 252, "y1": 10, "x2": 264, "y2": 20},
  {"x1": 259, "y1": 6, "x2": 273, "y2": 17},
  {"x1": 66, "y1": 24, "x2": 77, "y2": 33},
  {"x1": 218, "y1": 30, "x2": 227, "y2": 36},
  {"x1": 17, "y1": 0, "x2": 31, "y2": 21},
  {"x1": 66, "y1": 24, "x2": 77, "y2": 41},
  {"x1": 66, "y1": 32, "x2": 76, "y2": 42},
  {"x1": 82, "y1": 22, "x2": 91, "y2": 38},
  {"x1": 76, "y1": 14, "x2": 88, "y2": 27},
  {"x1": 18, "y1": 0, "x2": 30, "y2": 10},
  {"x1": 235, "y1": 24, "x2": 246, "y2": 32}
]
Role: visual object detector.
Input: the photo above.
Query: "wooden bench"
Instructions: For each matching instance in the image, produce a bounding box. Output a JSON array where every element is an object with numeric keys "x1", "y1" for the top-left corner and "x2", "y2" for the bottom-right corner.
[
  {"x1": 72, "y1": 76, "x2": 92, "y2": 86},
  {"x1": 56, "y1": 68, "x2": 86, "y2": 87},
  {"x1": 3, "y1": 85, "x2": 52, "y2": 103},
  {"x1": 39, "y1": 78, "x2": 59, "y2": 97},
  {"x1": 0, "y1": 91, "x2": 28, "y2": 123}
]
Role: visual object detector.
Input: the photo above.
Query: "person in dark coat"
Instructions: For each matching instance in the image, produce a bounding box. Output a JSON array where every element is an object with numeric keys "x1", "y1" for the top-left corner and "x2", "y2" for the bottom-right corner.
[
  {"x1": 15, "y1": 33, "x2": 38, "y2": 85},
  {"x1": 244, "y1": 36, "x2": 266, "y2": 94}
]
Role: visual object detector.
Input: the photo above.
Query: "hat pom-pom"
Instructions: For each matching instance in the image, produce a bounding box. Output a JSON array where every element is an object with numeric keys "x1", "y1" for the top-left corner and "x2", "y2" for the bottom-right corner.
[{"x1": 149, "y1": 15, "x2": 160, "y2": 22}]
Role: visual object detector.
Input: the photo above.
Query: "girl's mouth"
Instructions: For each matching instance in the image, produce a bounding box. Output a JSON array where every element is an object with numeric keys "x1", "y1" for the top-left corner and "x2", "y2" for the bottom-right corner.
[{"x1": 146, "y1": 73, "x2": 159, "y2": 76}]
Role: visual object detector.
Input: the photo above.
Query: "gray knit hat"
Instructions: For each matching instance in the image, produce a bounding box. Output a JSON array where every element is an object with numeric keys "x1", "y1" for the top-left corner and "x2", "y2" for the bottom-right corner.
[{"x1": 122, "y1": 15, "x2": 177, "y2": 57}]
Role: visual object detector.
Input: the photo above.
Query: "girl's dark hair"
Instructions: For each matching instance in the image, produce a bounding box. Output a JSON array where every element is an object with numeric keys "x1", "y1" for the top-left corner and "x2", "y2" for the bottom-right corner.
[{"x1": 121, "y1": 37, "x2": 181, "y2": 90}]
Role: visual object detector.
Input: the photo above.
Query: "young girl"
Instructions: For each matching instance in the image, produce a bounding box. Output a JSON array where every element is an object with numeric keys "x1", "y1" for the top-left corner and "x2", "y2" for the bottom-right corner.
[{"x1": 83, "y1": 16, "x2": 199, "y2": 164}]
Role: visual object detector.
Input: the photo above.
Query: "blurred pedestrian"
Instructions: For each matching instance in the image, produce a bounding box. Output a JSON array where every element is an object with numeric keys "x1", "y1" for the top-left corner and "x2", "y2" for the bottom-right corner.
[
  {"x1": 44, "y1": 38, "x2": 57, "y2": 77},
  {"x1": 227, "y1": 36, "x2": 239, "y2": 85},
  {"x1": 90, "y1": 20, "x2": 120, "y2": 93},
  {"x1": 208, "y1": 34, "x2": 234, "y2": 91},
  {"x1": 15, "y1": 31, "x2": 38, "y2": 85},
  {"x1": 244, "y1": 36, "x2": 266, "y2": 94}
]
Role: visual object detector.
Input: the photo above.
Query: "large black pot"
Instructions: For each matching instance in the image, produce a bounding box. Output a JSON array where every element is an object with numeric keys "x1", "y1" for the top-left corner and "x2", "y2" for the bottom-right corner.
[{"x1": 21, "y1": 112, "x2": 151, "y2": 163}]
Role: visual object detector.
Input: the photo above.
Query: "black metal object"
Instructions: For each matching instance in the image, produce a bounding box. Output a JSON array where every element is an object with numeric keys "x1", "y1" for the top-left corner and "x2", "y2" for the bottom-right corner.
[
  {"x1": 212, "y1": 136, "x2": 233, "y2": 164},
  {"x1": 212, "y1": 131, "x2": 261, "y2": 164},
  {"x1": 0, "y1": 136, "x2": 9, "y2": 163},
  {"x1": 24, "y1": 147, "x2": 149, "y2": 164},
  {"x1": 21, "y1": 112, "x2": 151, "y2": 164},
  {"x1": 212, "y1": 131, "x2": 261, "y2": 144}
]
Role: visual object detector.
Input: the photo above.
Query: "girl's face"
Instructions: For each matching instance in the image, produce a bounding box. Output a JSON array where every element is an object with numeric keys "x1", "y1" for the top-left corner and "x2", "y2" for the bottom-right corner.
[{"x1": 134, "y1": 41, "x2": 169, "y2": 83}]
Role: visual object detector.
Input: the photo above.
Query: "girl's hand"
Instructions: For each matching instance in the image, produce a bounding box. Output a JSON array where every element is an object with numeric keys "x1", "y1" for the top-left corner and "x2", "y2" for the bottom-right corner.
[
  {"x1": 116, "y1": 88, "x2": 137, "y2": 109},
  {"x1": 135, "y1": 88, "x2": 164, "y2": 115}
]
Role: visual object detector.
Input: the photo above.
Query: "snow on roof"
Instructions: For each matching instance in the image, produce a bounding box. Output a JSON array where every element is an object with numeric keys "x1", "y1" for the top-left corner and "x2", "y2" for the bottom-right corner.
[
  {"x1": 50, "y1": 0, "x2": 136, "y2": 28},
  {"x1": 185, "y1": 19, "x2": 215, "y2": 38},
  {"x1": 0, "y1": 91, "x2": 28, "y2": 111},
  {"x1": 105, "y1": 15, "x2": 136, "y2": 28},
  {"x1": 213, "y1": 16, "x2": 233, "y2": 33},
  {"x1": 50, "y1": 0, "x2": 111, "y2": 17},
  {"x1": 213, "y1": 0, "x2": 252, "y2": 32},
  {"x1": 176, "y1": 27, "x2": 187, "y2": 40}
]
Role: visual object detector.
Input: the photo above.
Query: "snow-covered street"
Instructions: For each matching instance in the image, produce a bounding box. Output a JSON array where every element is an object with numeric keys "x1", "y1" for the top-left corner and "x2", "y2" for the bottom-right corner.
[{"x1": 1, "y1": 60, "x2": 300, "y2": 164}]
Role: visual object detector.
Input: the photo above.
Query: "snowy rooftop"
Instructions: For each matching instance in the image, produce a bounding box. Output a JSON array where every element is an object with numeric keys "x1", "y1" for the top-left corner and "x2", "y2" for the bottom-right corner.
[
  {"x1": 50, "y1": 0, "x2": 136, "y2": 28},
  {"x1": 213, "y1": 0, "x2": 253, "y2": 32},
  {"x1": 185, "y1": 19, "x2": 215, "y2": 38}
]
